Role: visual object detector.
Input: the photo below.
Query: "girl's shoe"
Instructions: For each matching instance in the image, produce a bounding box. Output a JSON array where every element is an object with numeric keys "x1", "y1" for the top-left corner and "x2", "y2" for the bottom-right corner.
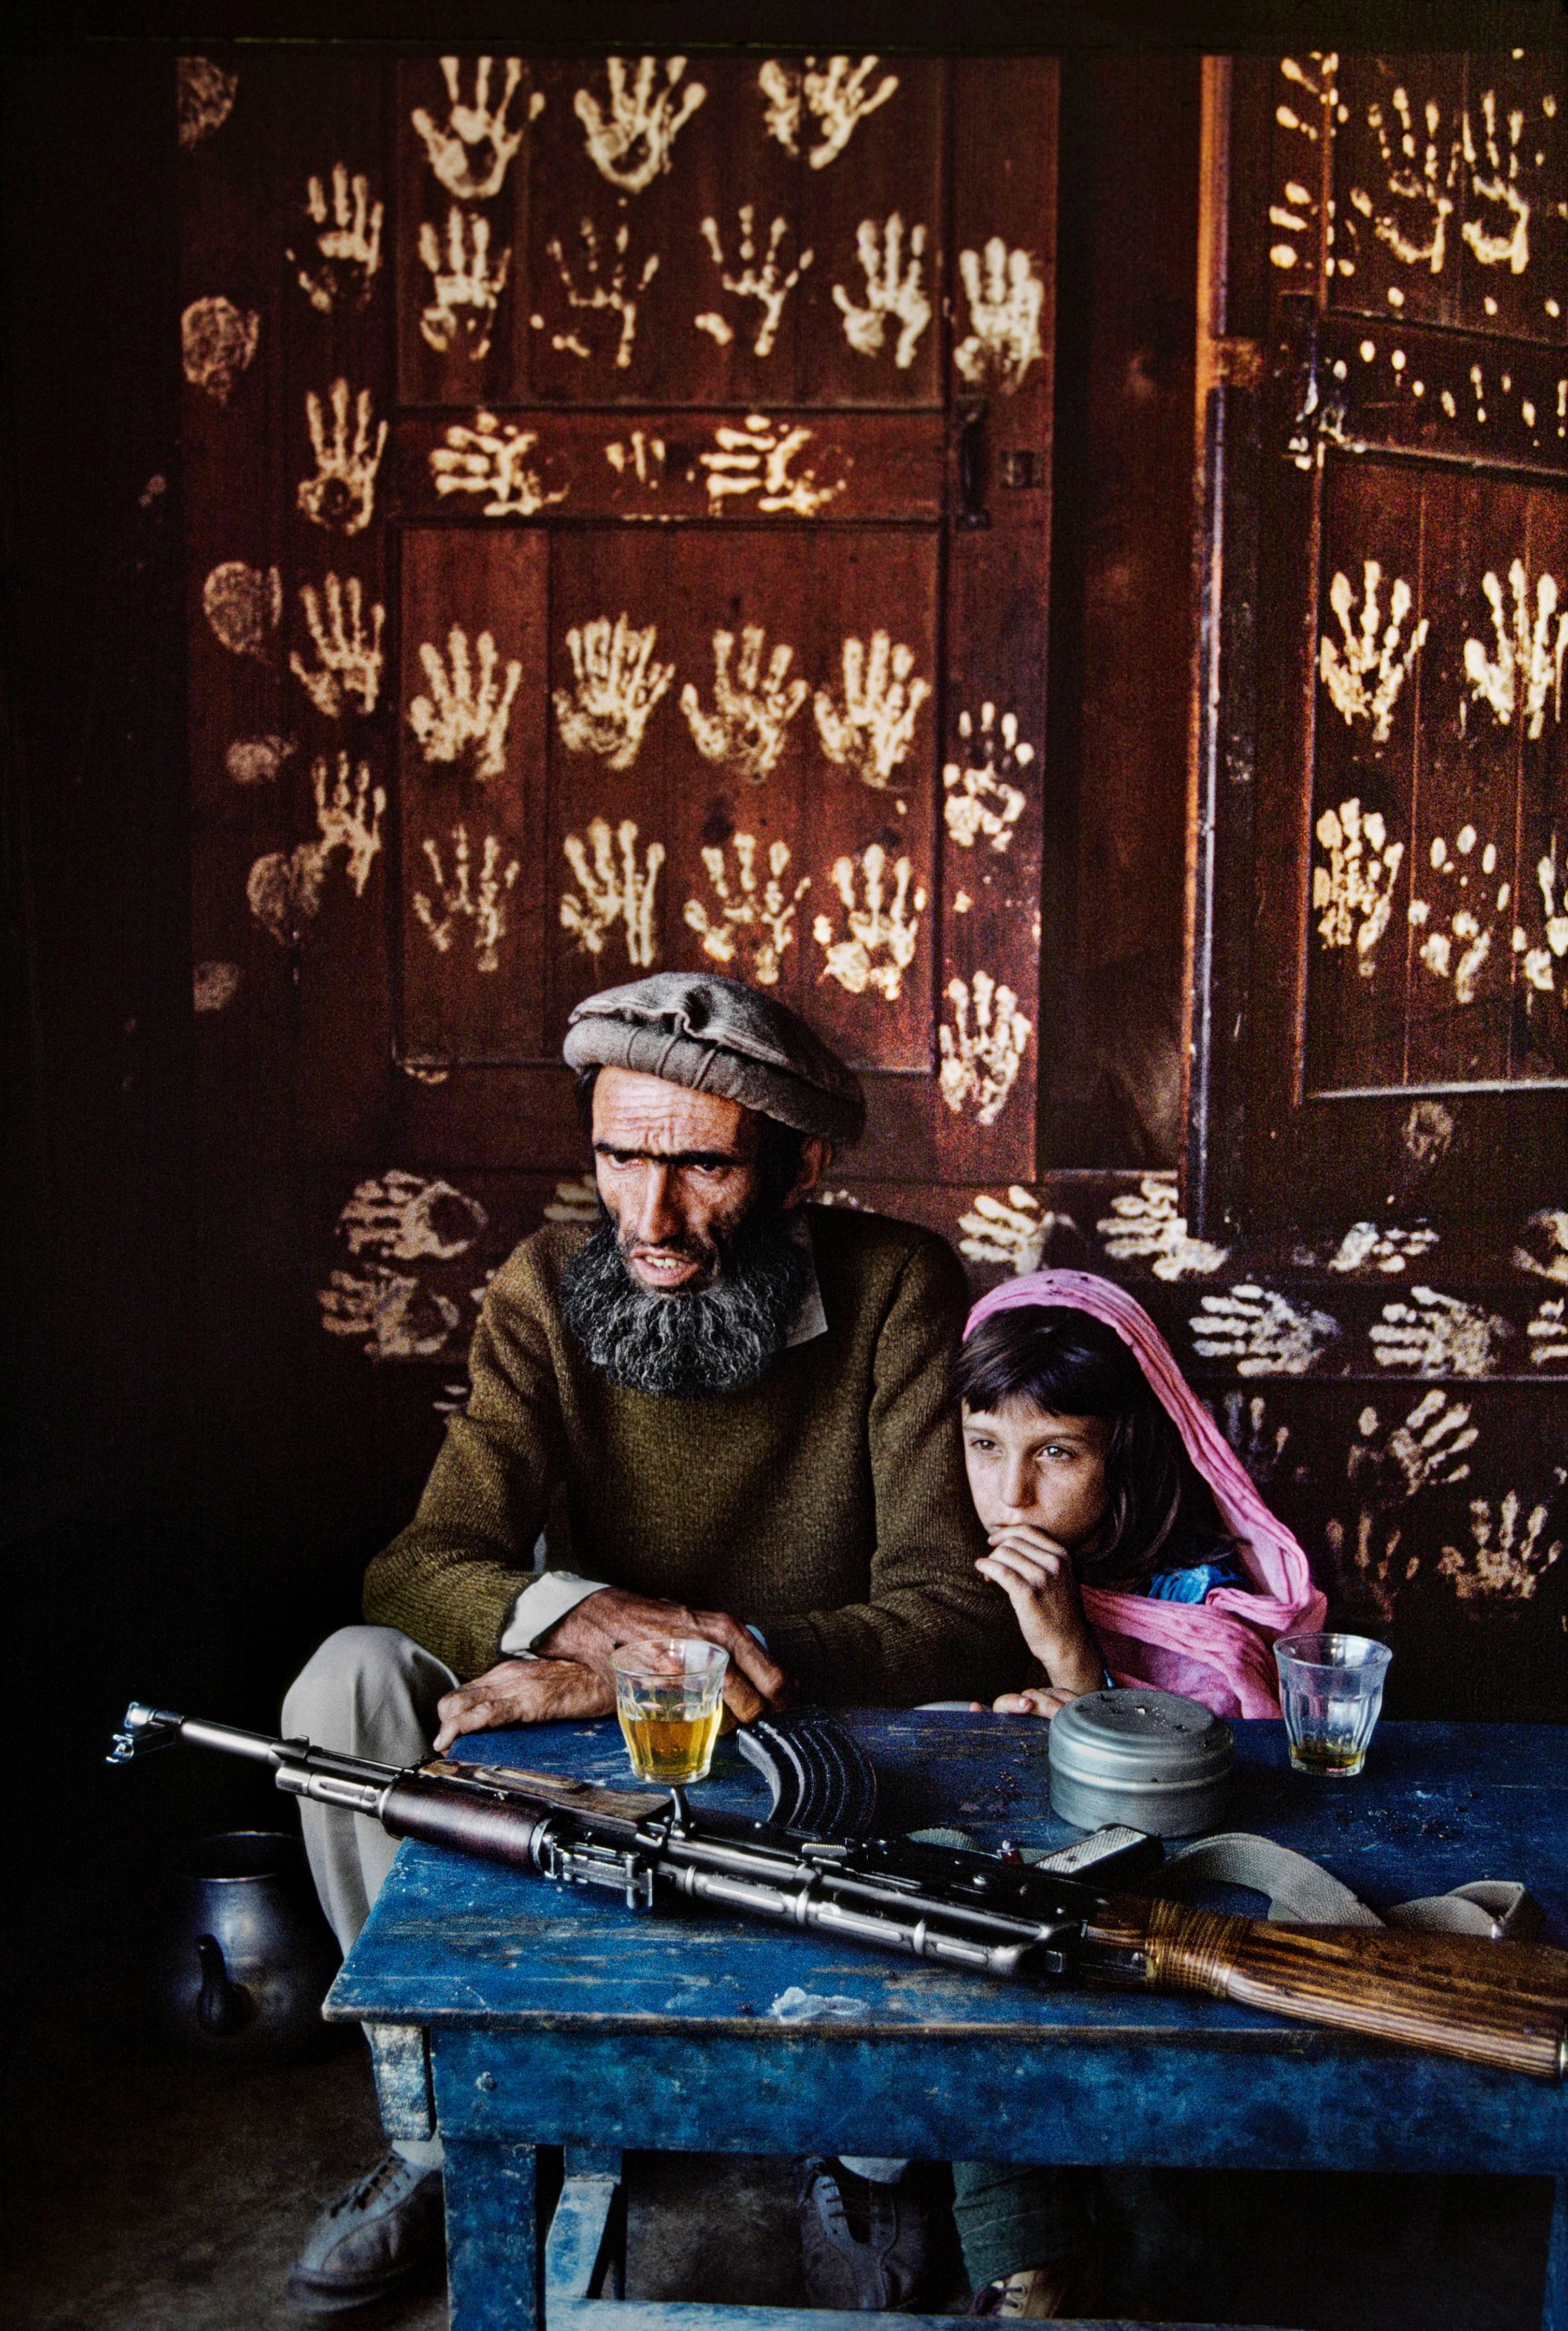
[{"x1": 968, "y1": 2246, "x2": 1102, "y2": 2319}]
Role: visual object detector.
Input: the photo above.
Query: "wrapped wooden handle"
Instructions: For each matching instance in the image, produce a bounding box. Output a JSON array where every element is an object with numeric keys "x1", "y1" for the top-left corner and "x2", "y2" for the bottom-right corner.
[{"x1": 1088, "y1": 1895, "x2": 1568, "y2": 2078}]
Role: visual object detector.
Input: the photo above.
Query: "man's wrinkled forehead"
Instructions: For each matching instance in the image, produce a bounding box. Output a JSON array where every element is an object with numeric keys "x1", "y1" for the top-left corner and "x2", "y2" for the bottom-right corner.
[{"x1": 590, "y1": 1065, "x2": 761, "y2": 1160}]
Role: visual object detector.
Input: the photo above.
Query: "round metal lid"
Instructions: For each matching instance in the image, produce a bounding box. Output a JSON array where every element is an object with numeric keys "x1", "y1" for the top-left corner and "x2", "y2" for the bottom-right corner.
[{"x1": 1048, "y1": 1688, "x2": 1234, "y2": 1789}]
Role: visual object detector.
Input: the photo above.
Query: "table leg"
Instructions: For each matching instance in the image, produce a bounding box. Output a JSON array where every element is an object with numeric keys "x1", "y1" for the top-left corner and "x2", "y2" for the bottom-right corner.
[
  {"x1": 1544, "y1": 2175, "x2": 1567, "y2": 2331},
  {"x1": 546, "y1": 2152, "x2": 624, "y2": 2305},
  {"x1": 444, "y1": 2137, "x2": 540, "y2": 2331}
]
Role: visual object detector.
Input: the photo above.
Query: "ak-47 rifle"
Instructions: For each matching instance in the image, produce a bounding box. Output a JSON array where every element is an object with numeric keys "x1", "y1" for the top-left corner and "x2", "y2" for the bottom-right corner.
[{"x1": 110, "y1": 1703, "x2": 1568, "y2": 2080}]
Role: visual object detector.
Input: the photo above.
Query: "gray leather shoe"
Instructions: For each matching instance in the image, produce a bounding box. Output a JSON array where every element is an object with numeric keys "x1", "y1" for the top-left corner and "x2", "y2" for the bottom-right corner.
[
  {"x1": 288, "y1": 2151, "x2": 444, "y2": 2313},
  {"x1": 797, "y1": 2156, "x2": 931, "y2": 2311}
]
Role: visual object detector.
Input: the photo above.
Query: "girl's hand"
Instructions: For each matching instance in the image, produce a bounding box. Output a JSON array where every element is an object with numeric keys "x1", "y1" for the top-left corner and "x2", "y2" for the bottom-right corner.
[{"x1": 976, "y1": 1526, "x2": 1105, "y2": 1696}]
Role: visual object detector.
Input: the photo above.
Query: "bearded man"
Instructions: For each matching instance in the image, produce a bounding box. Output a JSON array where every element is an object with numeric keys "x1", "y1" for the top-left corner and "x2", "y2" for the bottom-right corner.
[{"x1": 280, "y1": 972, "x2": 1015, "y2": 2311}]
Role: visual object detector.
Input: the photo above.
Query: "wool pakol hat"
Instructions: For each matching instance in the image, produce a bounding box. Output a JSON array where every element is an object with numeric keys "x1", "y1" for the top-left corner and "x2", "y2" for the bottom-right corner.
[{"x1": 563, "y1": 972, "x2": 865, "y2": 1146}]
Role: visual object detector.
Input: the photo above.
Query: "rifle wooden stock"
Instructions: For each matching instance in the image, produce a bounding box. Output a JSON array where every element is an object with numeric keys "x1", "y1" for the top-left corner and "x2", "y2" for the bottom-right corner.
[{"x1": 1087, "y1": 1895, "x2": 1568, "y2": 2078}]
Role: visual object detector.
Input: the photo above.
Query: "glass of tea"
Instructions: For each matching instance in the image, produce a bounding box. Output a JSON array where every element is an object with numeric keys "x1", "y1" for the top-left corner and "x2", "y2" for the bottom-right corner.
[
  {"x1": 1273, "y1": 1631, "x2": 1392, "y2": 1777},
  {"x1": 612, "y1": 1639, "x2": 729, "y2": 1786}
]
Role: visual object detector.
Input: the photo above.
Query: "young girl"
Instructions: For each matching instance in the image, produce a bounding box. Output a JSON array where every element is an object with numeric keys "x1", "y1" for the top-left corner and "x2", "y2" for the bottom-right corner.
[
  {"x1": 947, "y1": 1272, "x2": 1325, "y2": 2315},
  {"x1": 960, "y1": 1268, "x2": 1325, "y2": 1723}
]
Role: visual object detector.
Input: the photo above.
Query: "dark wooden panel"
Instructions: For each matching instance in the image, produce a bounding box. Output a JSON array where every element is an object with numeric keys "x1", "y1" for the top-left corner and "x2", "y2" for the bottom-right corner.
[
  {"x1": 1304, "y1": 458, "x2": 1424, "y2": 1095},
  {"x1": 796, "y1": 57, "x2": 944, "y2": 408},
  {"x1": 1306, "y1": 312, "x2": 1568, "y2": 477},
  {"x1": 395, "y1": 55, "x2": 539, "y2": 407},
  {"x1": 933, "y1": 54, "x2": 1058, "y2": 1183},
  {"x1": 525, "y1": 55, "x2": 759, "y2": 408},
  {"x1": 393, "y1": 409, "x2": 942, "y2": 523},
  {"x1": 1304, "y1": 460, "x2": 1568, "y2": 1097},
  {"x1": 543, "y1": 524, "x2": 940, "y2": 1072},
  {"x1": 397, "y1": 527, "x2": 549, "y2": 1059},
  {"x1": 1326, "y1": 52, "x2": 1567, "y2": 349}
]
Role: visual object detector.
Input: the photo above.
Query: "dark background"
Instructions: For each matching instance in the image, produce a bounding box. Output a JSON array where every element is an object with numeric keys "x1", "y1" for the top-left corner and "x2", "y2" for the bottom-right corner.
[{"x1": 0, "y1": 25, "x2": 1208, "y2": 1884}]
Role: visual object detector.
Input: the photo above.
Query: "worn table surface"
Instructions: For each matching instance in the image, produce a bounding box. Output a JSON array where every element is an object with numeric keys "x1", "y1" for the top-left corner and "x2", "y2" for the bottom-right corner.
[{"x1": 328, "y1": 1716, "x2": 1568, "y2": 2167}]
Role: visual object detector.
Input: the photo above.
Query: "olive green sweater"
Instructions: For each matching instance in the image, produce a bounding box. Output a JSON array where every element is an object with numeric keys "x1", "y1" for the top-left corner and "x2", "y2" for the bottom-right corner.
[{"x1": 363, "y1": 1208, "x2": 1019, "y2": 1706}]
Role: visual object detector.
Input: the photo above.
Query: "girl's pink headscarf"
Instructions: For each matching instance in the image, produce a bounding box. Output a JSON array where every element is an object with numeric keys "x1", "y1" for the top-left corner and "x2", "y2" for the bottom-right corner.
[{"x1": 965, "y1": 1269, "x2": 1326, "y2": 1719}]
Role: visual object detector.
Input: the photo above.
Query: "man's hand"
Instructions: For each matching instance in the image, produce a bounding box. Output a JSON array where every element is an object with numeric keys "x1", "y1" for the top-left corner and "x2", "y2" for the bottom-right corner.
[
  {"x1": 976, "y1": 1684, "x2": 1088, "y2": 1719},
  {"x1": 537, "y1": 1587, "x2": 788, "y2": 1723},
  {"x1": 433, "y1": 1657, "x2": 612, "y2": 1751},
  {"x1": 975, "y1": 1526, "x2": 1105, "y2": 1699}
]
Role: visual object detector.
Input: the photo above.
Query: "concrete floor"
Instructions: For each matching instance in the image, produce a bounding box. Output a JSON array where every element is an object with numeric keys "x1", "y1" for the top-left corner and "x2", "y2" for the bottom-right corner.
[{"x1": 1, "y1": 1855, "x2": 1555, "y2": 2327}]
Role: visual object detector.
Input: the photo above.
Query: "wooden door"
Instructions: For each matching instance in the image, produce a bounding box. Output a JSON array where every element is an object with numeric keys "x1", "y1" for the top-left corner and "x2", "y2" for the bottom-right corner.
[
  {"x1": 180, "y1": 49, "x2": 1057, "y2": 1545},
  {"x1": 1190, "y1": 44, "x2": 1567, "y2": 1238}
]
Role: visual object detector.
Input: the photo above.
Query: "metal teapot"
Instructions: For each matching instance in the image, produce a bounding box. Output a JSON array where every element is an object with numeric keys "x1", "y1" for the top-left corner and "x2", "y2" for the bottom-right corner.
[{"x1": 160, "y1": 1830, "x2": 340, "y2": 2060}]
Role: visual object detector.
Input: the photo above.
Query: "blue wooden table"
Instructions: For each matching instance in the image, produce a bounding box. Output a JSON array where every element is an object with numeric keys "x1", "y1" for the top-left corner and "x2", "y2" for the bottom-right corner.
[{"x1": 326, "y1": 1716, "x2": 1568, "y2": 2331}]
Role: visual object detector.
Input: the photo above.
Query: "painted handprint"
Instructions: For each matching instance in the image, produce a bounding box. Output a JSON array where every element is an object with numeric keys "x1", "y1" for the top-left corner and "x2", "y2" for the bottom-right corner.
[
  {"x1": 419, "y1": 207, "x2": 511, "y2": 358},
  {"x1": 1095, "y1": 1177, "x2": 1229, "y2": 1282},
  {"x1": 181, "y1": 299, "x2": 258, "y2": 404},
  {"x1": 553, "y1": 615, "x2": 674, "y2": 770},
  {"x1": 1318, "y1": 564, "x2": 1428, "y2": 744},
  {"x1": 1326, "y1": 1221, "x2": 1441, "y2": 1274},
  {"x1": 543, "y1": 217, "x2": 659, "y2": 370},
  {"x1": 429, "y1": 415, "x2": 564, "y2": 517},
  {"x1": 413, "y1": 826, "x2": 521, "y2": 973},
  {"x1": 697, "y1": 208, "x2": 812, "y2": 358},
  {"x1": 757, "y1": 55, "x2": 899, "y2": 167},
  {"x1": 318, "y1": 1266, "x2": 461, "y2": 1361},
  {"x1": 938, "y1": 972, "x2": 1032, "y2": 1126},
  {"x1": 679, "y1": 627, "x2": 808, "y2": 782},
  {"x1": 574, "y1": 56, "x2": 707, "y2": 193},
  {"x1": 408, "y1": 627, "x2": 523, "y2": 782},
  {"x1": 296, "y1": 380, "x2": 387, "y2": 536},
  {"x1": 812, "y1": 846, "x2": 926, "y2": 1001},
  {"x1": 290, "y1": 574, "x2": 384, "y2": 717},
  {"x1": 813, "y1": 632, "x2": 930, "y2": 790},
  {"x1": 1406, "y1": 826, "x2": 1508, "y2": 1006},
  {"x1": 832, "y1": 214, "x2": 931, "y2": 370},
  {"x1": 560, "y1": 817, "x2": 665, "y2": 967},
  {"x1": 957, "y1": 1187, "x2": 1076, "y2": 1276},
  {"x1": 1312, "y1": 797, "x2": 1404, "y2": 973},
  {"x1": 1347, "y1": 1389, "x2": 1477, "y2": 1503},
  {"x1": 411, "y1": 57, "x2": 530, "y2": 200},
  {"x1": 698, "y1": 416, "x2": 842, "y2": 516},
  {"x1": 1371, "y1": 1285, "x2": 1512, "y2": 1377},
  {"x1": 1219, "y1": 1393, "x2": 1292, "y2": 1486},
  {"x1": 1438, "y1": 1493, "x2": 1564, "y2": 1601},
  {"x1": 954, "y1": 239, "x2": 1046, "y2": 394},
  {"x1": 943, "y1": 704, "x2": 1032, "y2": 852},
  {"x1": 1463, "y1": 562, "x2": 1566, "y2": 738},
  {"x1": 1190, "y1": 1284, "x2": 1340, "y2": 1377},
  {"x1": 339, "y1": 1170, "x2": 487, "y2": 1262},
  {"x1": 246, "y1": 755, "x2": 385, "y2": 947},
  {"x1": 1460, "y1": 85, "x2": 1533, "y2": 274},
  {"x1": 683, "y1": 834, "x2": 809, "y2": 985},
  {"x1": 289, "y1": 164, "x2": 384, "y2": 311}
]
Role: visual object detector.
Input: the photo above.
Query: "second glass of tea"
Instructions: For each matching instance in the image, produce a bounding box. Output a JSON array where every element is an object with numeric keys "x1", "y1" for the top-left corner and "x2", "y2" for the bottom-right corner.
[
  {"x1": 1273, "y1": 1631, "x2": 1392, "y2": 1777},
  {"x1": 612, "y1": 1638, "x2": 729, "y2": 1785}
]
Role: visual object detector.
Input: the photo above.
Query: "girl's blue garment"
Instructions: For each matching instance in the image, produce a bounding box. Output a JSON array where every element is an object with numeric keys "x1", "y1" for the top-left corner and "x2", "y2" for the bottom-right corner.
[{"x1": 1142, "y1": 1551, "x2": 1248, "y2": 1603}]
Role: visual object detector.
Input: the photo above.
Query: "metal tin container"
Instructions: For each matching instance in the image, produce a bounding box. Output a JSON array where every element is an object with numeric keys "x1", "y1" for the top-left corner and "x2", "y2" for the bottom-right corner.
[{"x1": 1048, "y1": 1689, "x2": 1234, "y2": 1837}]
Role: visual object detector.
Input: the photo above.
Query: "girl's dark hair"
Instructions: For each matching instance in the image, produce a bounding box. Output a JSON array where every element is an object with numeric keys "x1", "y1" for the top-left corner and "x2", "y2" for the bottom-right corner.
[{"x1": 954, "y1": 1304, "x2": 1233, "y2": 1587}]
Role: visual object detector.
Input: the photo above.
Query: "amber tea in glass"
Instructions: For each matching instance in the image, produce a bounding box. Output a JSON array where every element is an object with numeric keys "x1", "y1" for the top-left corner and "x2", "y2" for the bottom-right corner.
[
  {"x1": 1273, "y1": 1632, "x2": 1392, "y2": 1778},
  {"x1": 613, "y1": 1640, "x2": 728, "y2": 1785}
]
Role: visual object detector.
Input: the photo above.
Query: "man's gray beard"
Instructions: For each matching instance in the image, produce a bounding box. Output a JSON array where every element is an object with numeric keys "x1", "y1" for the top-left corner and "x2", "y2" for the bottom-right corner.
[{"x1": 557, "y1": 1203, "x2": 811, "y2": 1399}]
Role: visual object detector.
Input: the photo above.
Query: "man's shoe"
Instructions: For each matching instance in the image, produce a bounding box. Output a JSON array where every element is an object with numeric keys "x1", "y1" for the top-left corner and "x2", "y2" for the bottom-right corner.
[
  {"x1": 797, "y1": 2156, "x2": 931, "y2": 2311},
  {"x1": 288, "y1": 2151, "x2": 444, "y2": 2313}
]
